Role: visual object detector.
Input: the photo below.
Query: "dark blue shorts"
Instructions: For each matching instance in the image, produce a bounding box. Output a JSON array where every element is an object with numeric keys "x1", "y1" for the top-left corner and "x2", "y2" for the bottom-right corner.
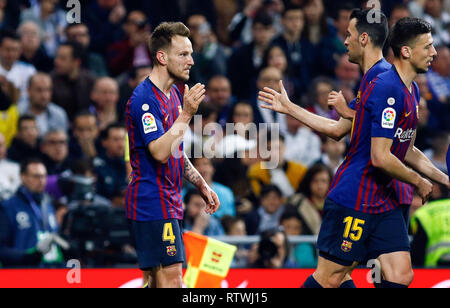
[
  {"x1": 317, "y1": 198, "x2": 411, "y2": 267},
  {"x1": 131, "y1": 219, "x2": 185, "y2": 270}
]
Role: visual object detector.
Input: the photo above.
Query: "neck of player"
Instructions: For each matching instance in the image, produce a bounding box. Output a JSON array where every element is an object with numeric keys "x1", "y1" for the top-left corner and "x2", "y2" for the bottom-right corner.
[
  {"x1": 361, "y1": 47, "x2": 384, "y2": 74},
  {"x1": 148, "y1": 66, "x2": 175, "y2": 97},
  {"x1": 392, "y1": 59, "x2": 417, "y2": 92}
]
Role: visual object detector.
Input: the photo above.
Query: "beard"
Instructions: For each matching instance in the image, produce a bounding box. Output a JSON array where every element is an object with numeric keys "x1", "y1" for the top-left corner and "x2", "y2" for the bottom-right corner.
[{"x1": 167, "y1": 65, "x2": 190, "y2": 83}]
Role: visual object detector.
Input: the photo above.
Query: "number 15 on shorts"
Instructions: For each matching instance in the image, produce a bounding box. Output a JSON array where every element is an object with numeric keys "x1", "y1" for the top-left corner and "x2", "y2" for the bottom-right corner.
[
  {"x1": 163, "y1": 222, "x2": 176, "y2": 244},
  {"x1": 343, "y1": 216, "x2": 365, "y2": 241}
]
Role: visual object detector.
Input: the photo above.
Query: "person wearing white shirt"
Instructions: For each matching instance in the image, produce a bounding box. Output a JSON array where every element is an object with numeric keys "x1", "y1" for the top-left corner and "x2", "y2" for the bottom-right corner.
[
  {"x1": 284, "y1": 114, "x2": 322, "y2": 167},
  {"x1": 0, "y1": 30, "x2": 36, "y2": 105},
  {"x1": 0, "y1": 133, "x2": 20, "y2": 201}
]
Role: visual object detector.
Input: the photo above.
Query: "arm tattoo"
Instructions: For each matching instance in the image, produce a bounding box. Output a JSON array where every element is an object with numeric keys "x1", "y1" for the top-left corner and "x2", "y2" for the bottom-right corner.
[{"x1": 183, "y1": 153, "x2": 203, "y2": 187}]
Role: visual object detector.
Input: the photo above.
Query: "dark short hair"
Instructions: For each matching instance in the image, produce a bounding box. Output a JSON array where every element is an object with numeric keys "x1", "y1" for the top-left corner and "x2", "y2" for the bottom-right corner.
[
  {"x1": 253, "y1": 10, "x2": 274, "y2": 28},
  {"x1": 149, "y1": 22, "x2": 190, "y2": 66},
  {"x1": 297, "y1": 163, "x2": 333, "y2": 198},
  {"x1": 260, "y1": 184, "x2": 283, "y2": 199},
  {"x1": 58, "y1": 41, "x2": 84, "y2": 60},
  {"x1": 389, "y1": 17, "x2": 432, "y2": 58},
  {"x1": 349, "y1": 9, "x2": 389, "y2": 49},
  {"x1": 70, "y1": 159, "x2": 95, "y2": 176},
  {"x1": 0, "y1": 29, "x2": 20, "y2": 45},
  {"x1": 18, "y1": 115, "x2": 36, "y2": 130},
  {"x1": 282, "y1": 4, "x2": 303, "y2": 18},
  {"x1": 183, "y1": 188, "x2": 202, "y2": 204},
  {"x1": 20, "y1": 157, "x2": 45, "y2": 175},
  {"x1": 100, "y1": 123, "x2": 126, "y2": 141}
]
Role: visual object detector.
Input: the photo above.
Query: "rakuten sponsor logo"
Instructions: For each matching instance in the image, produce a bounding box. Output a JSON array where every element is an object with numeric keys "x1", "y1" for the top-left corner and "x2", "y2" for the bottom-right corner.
[{"x1": 394, "y1": 128, "x2": 415, "y2": 143}]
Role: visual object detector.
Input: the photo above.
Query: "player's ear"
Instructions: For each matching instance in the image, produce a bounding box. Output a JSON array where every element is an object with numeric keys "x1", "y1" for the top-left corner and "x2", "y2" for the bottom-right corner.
[
  {"x1": 401, "y1": 46, "x2": 411, "y2": 59},
  {"x1": 156, "y1": 50, "x2": 167, "y2": 66},
  {"x1": 359, "y1": 32, "x2": 369, "y2": 47}
]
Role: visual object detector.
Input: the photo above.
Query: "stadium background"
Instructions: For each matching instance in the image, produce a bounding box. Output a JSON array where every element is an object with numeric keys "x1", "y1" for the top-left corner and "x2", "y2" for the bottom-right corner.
[{"x1": 0, "y1": 0, "x2": 449, "y2": 287}]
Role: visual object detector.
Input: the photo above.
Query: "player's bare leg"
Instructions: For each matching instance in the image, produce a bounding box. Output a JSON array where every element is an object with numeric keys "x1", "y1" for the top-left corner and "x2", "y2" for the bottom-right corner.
[
  {"x1": 155, "y1": 262, "x2": 183, "y2": 288},
  {"x1": 142, "y1": 270, "x2": 157, "y2": 288},
  {"x1": 377, "y1": 252, "x2": 414, "y2": 287},
  {"x1": 312, "y1": 257, "x2": 356, "y2": 288}
]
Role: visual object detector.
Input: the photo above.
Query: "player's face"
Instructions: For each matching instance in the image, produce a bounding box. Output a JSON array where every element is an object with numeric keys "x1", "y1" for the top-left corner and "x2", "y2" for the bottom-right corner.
[
  {"x1": 409, "y1": 33, "x2": 437, "y2": 74},
  {"x1": 166, "y1": 35, "x2": 194, "y2": 82},
  {"x1": 344, "y1": 18, "x2": 362, "y2": 64}
]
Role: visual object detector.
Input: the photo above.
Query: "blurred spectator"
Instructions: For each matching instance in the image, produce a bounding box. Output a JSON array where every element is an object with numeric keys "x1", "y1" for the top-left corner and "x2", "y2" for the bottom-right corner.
[
  {"x1": 0, "y1": 0, "x2": 19, "y2": 30},
  {"x1": 0, "y1": 158, "x2": 61, "y2": 268},
  {"x1": 107, "y1": 10, "x2": 151, "y2": 77},
  {"x1": 228, "y1": 11, "x2": 276, "y2": 100},
  {"x1": 187, "y1": 14, "x2": 229, "y2": 85},
  {"x1": 69, "y1": 111, "x2": 101, "y2": 160},
  {"x1": 117, "y1": 65, "x2": 152, "y2": 123},
  {"x1": 388, "y1": 4, "x2": 411, "y2": 28},
  {"x1": 82, "y1": 0, "x2": 126, "y2": 55},
  {"x1": 0, "y1": 30, "x2": 36, "y2": 105},
  {"x1": 7, "y1": 115, "x2": 39, "y2": 163},
  {"x1": 316, "y1": 136, "x2": 346, "y2": 174},
  {"x1": 424, "y1": 132, "x2": 450, "y2": 174},
  {"x1": 0, "y1": 133, "x2": 20, "y2": 201},
  {"x1": 271, "y1": 4, "x2": 315, "y2": 97},
  {"x1": 248, "y1": 133, "x2": 307, "y2": 198},
  {"x1": 40, "y1": 129, "x2": 70, "y2": 176},
  {"x1": 94, "y1": 123, "x2": 127, "y2": 207},
  {"x1": 306, "y1": 77, "x2": 339, "y2": 121},
  {"x1": 250, "y1": 227, "x2": 297, "y2": 268},
  {"x1": 188, "y1": 156, "x2": 236, "y2": 219},
  {"x1": 90, "y1": 77, "x2": 120, "y2": 131},
  {"x1": 334, "y1": 54, "x2": 360, "y2": 102},
  {"x1": 222, "y1": 215, "x2": 249, "y2": 268},
  {"x1": 183, "y1": 189, "x2": 225, "y2": 236},
  {"x1": 65, "y1": 23, "x2": 108, "y2": 77},
  {"x1": 17, "y1": 21, "x2": 53, "y2": 73},
  {"x1": 427, "y1": 46, "x2": 450, "y2": 105},
  {"x1": 331, "y1": 3, "x2": 353, "y2": 52},
  {"x1": 0, "y1": 75, "x2": 19, "y2": 147},
  {"x1": 411, "y1": 198, "x2": 450, "y2": 268},
  {"x1": 205, "y1": 75, "x2": 234, "y2": 127},
  {"x1": 415, "y1": 96, "x2": 434, "y2": 151},
  {"x1": 261, "y1": 45, "x2": 298, "y2": 98},
  {"x1": 303, "y1": 0, "x2": 342, "y2": 77},
  {"x1": 288, "y1": 163, "x2": 333, "y2": 235},
  {"x1": 280, "y1": 206, "x2": 317, "y2": 268},
  {"x1": 245, "y1": 185, "x2": 286, "y2": 235},
  {"x1": 19, "y1": 0, "x2": 67, "y2": 58},
  {"x1": 123, "y1": 0, "x2": 182, "y2": 30},
  {"x1": 52, "y1": 42, "x2": 95, "y2": 120},
  {"x1": 229, "y1": 0, "x2": 283, "y2": 45},
  {"x1": 410, "y1": 0, "x2": 450, "y2": 46},
  {"x1": 252, "y1": 67, "x2": 287, "y2": 133},
  {"x1": 19, "y1": 72, "x2": 69, "y2": 137},
  {"x1": 284, "y1": 114, "x2": 322, "y2": 168}
]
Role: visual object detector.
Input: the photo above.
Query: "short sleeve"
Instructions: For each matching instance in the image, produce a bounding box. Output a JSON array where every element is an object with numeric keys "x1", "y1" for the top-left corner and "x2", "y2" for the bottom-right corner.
[
  {"x1": 131, "y1": 96, "x2": 165, "y2": 147},
  {"x1": 366, "y1": 81, "x2": 404, "y2": 140},
  {"x1": 348, "y1": 98, "x2": 356, "y2": 111}
]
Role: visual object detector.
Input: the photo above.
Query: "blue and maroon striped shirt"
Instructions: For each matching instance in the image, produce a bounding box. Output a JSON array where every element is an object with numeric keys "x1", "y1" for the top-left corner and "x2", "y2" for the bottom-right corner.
[
  {"x1": 347, "y1": 59, "x2": 414, "y2": 207},
  {"x1": 328, "y1": 66, "x2": 420, "y2": 214},
  {"x1": 125, "y1": 78, "x2": 184, "y2": 221}
]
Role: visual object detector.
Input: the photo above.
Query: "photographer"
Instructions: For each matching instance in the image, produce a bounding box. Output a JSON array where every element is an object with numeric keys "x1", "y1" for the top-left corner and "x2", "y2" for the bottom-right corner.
[
  {"x1": 249, "y1": 227, "x2": 297, "y2": 268},
  {"x1": 0, "y1": 158, "x2": 63, "y2": 268}
]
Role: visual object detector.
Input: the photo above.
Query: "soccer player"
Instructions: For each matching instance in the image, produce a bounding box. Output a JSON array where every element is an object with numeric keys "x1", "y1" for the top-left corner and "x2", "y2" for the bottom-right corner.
[
  {"x1": 126, "y1": 22, "x2": 220, "y2": 288},
  {"x1": 259, "y1": 17, "x2": 450, "y2": 288}
]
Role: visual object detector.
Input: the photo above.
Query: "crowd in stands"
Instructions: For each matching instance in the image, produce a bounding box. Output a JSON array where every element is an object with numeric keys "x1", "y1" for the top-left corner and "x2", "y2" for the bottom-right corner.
[{"x1": 0, "y1": 0, "x2": 448, "y2": 269}]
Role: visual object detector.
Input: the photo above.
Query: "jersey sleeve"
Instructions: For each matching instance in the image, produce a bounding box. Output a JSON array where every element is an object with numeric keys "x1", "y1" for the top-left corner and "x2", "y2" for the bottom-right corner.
[
  {"x1": 366, "y1": 80, "x2": 404, "y2": 140},
  {"x1": 348, "y1": 98, "x2": 356, "y2": 111},
  {"x1": 131, "y1": 96, "x2": 165, "y2": 147}
]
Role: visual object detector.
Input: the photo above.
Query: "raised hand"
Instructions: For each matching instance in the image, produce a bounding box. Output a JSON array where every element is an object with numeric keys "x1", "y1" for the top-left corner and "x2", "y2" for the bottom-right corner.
[
  {"x1": 258, "y1": 80, "x2": 292, "y2": 115},
  {"x1": 183, "y1": 83, "x2": 206, "y2": 117}
]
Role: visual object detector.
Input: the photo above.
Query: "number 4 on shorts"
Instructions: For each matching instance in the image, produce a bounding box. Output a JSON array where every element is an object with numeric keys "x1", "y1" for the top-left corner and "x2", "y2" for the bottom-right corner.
[{"x1": 163, "y1": 223, "x2": 176, "y2": 244}]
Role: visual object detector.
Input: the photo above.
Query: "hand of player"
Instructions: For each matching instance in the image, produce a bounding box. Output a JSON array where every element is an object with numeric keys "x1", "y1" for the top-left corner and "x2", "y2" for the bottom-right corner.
[
  {"x1": 198, "y1": 183, "x2": 220, "y2": 215},
  {"x1": 258, "y1": 80, "x2": 292, "y2": 115},
  {"x1": 416, "y1": 177, "x2": 433, "y2": 205},
  {"x1": 328, "y1": 90, "x2": 349, "y2": 113},
  {"x1": 183, "y1": 83, "x2": 206, "y2": 117}
]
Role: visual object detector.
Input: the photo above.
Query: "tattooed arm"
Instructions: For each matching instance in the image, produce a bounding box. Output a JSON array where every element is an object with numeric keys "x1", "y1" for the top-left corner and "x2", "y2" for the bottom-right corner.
[{"x1": 183, "y1": 153, "x2": 221, "y2": 214}]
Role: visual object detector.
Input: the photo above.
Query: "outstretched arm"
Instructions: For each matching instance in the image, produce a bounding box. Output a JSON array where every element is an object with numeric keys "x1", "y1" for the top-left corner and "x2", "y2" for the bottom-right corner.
[
  {"x1": 183, "y1": 153, "x2": 220, "y2": 215},
  {"x1": 258, "y1": 81, "x2": 352, "y2": 141}
]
